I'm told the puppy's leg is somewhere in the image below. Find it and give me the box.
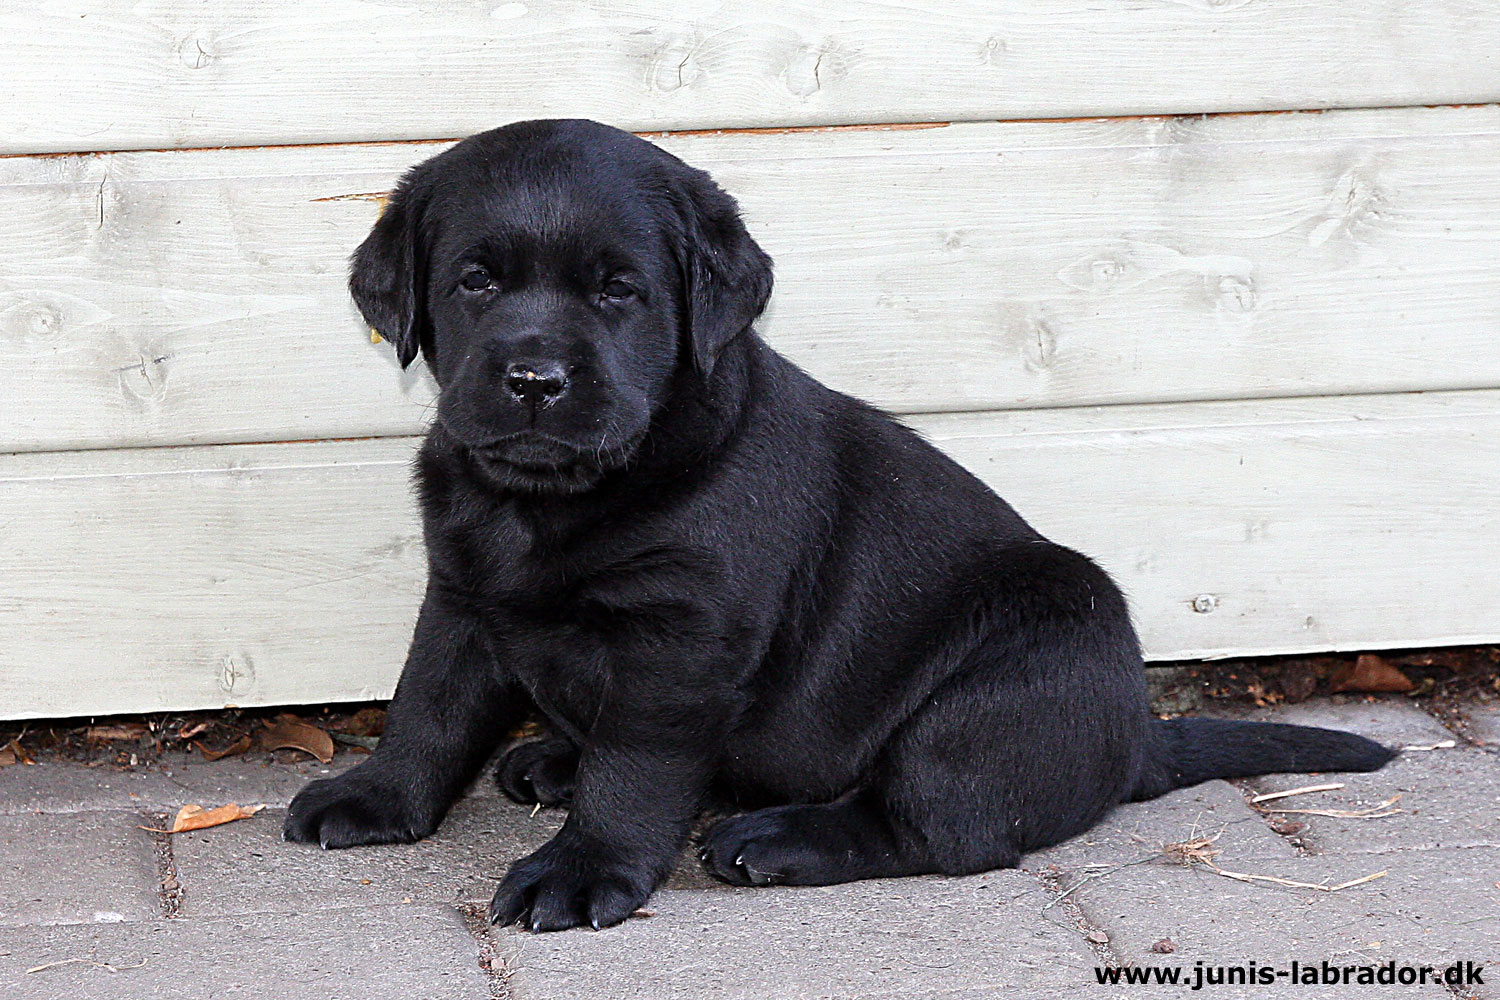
[701,656,1040,887]
[706,544,1146,886]
[496,736,579,806]
[702,651,1111,886]
[284,584,522,848]
[700,792,949,886]
[489,688,735,932]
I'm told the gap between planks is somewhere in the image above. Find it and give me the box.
[4,101,1496,162]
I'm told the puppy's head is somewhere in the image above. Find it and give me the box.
[350,119,773,493]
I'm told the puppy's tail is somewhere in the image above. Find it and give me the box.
[1129,717,1397,802]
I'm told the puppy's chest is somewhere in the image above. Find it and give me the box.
[434,507,723,649]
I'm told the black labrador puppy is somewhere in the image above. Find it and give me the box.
[284,119,1394,932]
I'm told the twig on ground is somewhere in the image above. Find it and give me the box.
[1042,855,1159,910]
[1159,830,1387,894]
[1250,782,1344,804]
[1253,794,1402,820]
[26,957,147,975]
[1203,865,1387,892]
[1402,740,1457,752]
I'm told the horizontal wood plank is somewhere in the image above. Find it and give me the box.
[2,1,1498,154]
[5,106,1500,453]
[3,389,1496,719]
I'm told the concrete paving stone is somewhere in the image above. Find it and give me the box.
[0,754,361,816]
[1246,745,1500,855]
[0,811,161,926]
[1187,698,1498,854]
[493,871,1100,999]
[0,905,492,1000]
[0,763,179,816]
[1216,696,1454,748]
[1069,847,1499,998]
[173,794,565,917]
[1026,779,1295,871]
[151,751,361,810]
[173,779,728,919]
[1468,701,1500,748]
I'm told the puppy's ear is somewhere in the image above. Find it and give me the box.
[349,175,429,369]
[673,170,774,378]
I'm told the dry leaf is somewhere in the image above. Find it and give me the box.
[194,735,251,762]
[338,707,386,738]
[1281,665,1319,703]
[86,723,148,741]
[5,739,34,765]
[1330,654,1413,694]
[1151,938,1176,954]
[177,721,211,740]
[169,802,264,833]
[259,715,335,763]
[0,745,15,767]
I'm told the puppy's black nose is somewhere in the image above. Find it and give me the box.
[503,362,569,406]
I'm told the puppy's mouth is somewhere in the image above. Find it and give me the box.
[473,434,583,471]
[460,429,642,493]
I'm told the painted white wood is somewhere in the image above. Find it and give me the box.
[1,1,1498,155]
[3,389,1497,719]
[5,106,1500,453]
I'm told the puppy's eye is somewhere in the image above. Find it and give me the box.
[600,280,636,302]
[459,268,494,292]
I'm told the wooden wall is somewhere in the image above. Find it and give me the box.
[2,2,1497,718]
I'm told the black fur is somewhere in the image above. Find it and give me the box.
[284,119,1397,931]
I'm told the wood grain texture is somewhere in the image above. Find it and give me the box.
[2,1,1498,154]
[4,389,1496,719]
[5,106,1500,453]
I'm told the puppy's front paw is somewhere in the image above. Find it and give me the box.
[495,738,578,806]
[488,834,652,932]
[283,766,440,849]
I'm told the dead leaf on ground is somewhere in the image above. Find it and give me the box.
[1330,654,1413,694]
[194,735,251,762]
[5,739,34,765]
[0,745,15,767]
[337,707,386,738]
[1160,835,1221,866]
[1281,665,1319,703]
[85,723,148,741]
[1151,938,1177,954]
[167,802,264,833]
[330,733,379,751]
[259,715,335,763]
[177,721,211,741]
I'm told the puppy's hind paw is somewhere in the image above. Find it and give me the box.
[699,812,797,886]
[495,738,578,806]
